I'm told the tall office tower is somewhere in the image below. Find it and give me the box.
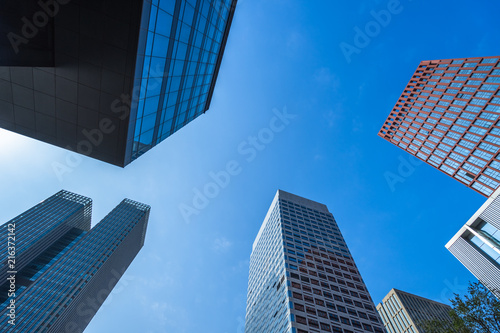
[0,190,150,332]
[245,190,385,333]
[446,187,500,299]
[378,56,500,196]
[0,0,237,166]
[376,289,453,333]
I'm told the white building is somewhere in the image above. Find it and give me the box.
[446,187,500,299]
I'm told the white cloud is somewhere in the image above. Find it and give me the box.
[212,237,232,253]
[314,67,340,91]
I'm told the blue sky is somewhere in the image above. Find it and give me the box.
[1,0,500,332]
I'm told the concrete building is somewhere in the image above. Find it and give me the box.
[446,187,500,299]
[245,190,385,333]
[377,289,453,333]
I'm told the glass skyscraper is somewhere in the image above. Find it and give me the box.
[378,56,500,196]
[0,190,150,332]
[245,190,385,333]
[0,0,237,166]
[446,187,500,299]
[130,0,237,162]
[377,289,453,333]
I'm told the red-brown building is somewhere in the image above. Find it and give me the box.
[379,56,500,196]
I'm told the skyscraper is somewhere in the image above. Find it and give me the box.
[0,190,150,332]
[245,190,385,333]
[446,187,500,299]
[378,56,500,196]
[376,289,453,333]
[0,0,237,166]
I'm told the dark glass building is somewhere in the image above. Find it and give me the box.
[245,190,385,333]
[0,190,150,332]
[0,0,237,166]
[378,56,500,196]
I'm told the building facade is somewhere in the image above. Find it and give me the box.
[376,289,453,333]
[245,190,385,333]
[0,0,237,166]
[446,187,500,299]
[378,56,500,196]
[0,190,150,332]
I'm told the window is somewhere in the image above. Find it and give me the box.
[308,319,319,329]
[455,119,471,127]
[320,323,331,331]
[306,306,316,315]
[479,112,498,121]
[481,84,498,91]
[468,223,500,263]
[474,119,493,128]
[486,105,500,113]
[471,98,487,106]
[452,100,466,106]
[315,299,325,306]
[464,133,481,142]
[478,175,499,188]
[479,143,499,154]
[473,149,493,161]
[445,159,460,169]
[463,163,481,175]
[363,323,374,332]
[449,153,465,163]
[469,126,487,136]
[329,313,340,322]
[456,170,473,184]
[472,182,493,196]
[481,58,499,64]
[463,62,478,68]
[477,66,493,71]
[462,86,477,93]
[486,77,500,83]
[441,164,455,175]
